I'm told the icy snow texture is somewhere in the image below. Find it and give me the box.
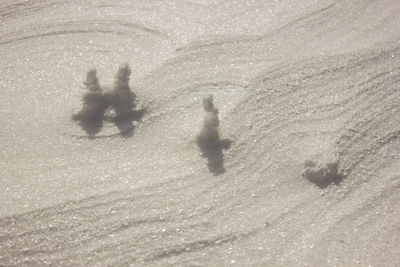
[1,0,400,266]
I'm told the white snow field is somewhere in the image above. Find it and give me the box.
[1,0,400,265]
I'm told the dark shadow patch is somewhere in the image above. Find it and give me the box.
[106,63,145,137]
[72,64,146,139]
[302,159,345,188]
[72,70,109,139]
[108,108,147,138]
[196,95,231,175]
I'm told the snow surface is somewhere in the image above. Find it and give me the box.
[1,0,400,265]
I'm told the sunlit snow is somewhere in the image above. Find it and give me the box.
[1,0,399,265]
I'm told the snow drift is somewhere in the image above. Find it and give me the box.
[1,0,400,266]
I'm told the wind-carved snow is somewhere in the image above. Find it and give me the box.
[1,0,400,266]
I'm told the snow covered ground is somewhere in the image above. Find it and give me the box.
[1,0,400,265]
